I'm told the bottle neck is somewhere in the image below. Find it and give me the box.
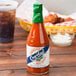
[32,12,43,23]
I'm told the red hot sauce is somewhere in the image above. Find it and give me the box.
[26,3,50,74]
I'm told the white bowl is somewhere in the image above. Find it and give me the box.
[50,33,75,47]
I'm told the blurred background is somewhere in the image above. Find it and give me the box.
[16,0,76,15]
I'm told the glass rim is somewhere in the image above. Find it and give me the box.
[0,0,18,11]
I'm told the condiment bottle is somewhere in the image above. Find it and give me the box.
[26,3,50,74]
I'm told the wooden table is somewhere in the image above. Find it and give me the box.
[0,22,76,76]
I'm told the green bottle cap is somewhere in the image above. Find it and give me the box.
[32,3,43,23]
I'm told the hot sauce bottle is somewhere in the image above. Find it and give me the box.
[26,3,50,74]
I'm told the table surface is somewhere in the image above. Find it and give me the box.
[0,22,76,76]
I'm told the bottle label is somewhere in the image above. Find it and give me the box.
[26,45,50,68]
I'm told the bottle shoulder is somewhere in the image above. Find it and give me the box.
[27,23,49,47]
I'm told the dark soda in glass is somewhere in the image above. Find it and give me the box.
[0,10,15,43]
[0,0,18,43]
